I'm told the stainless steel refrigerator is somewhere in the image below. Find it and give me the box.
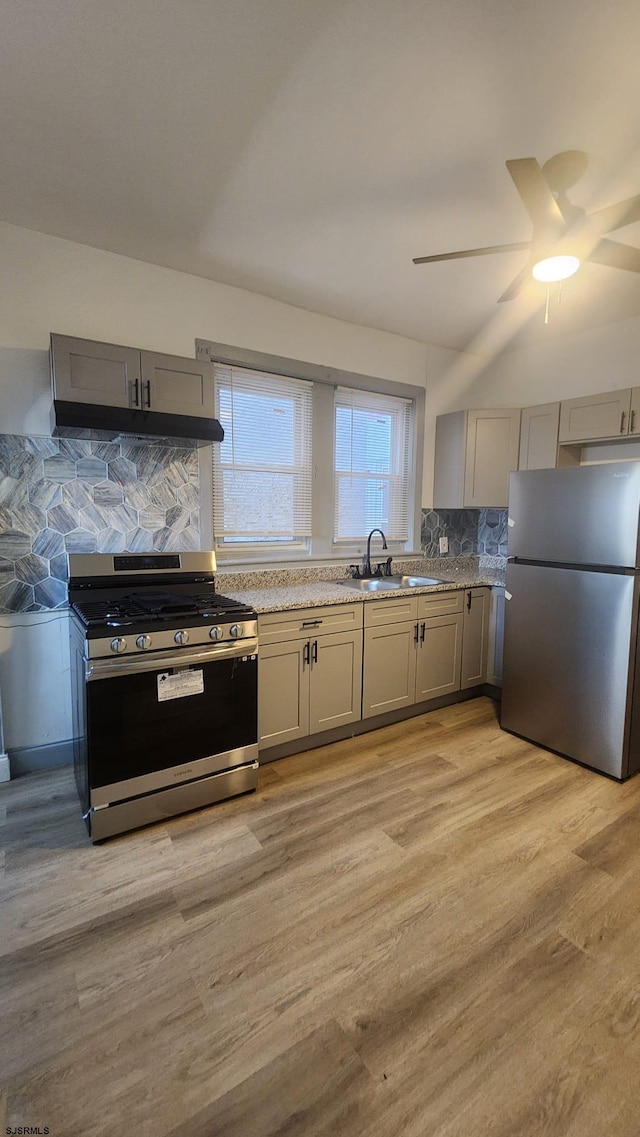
[501,462,640,779]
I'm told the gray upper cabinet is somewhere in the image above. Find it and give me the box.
[51,335,141,409]
[51,334,216,419]
[518,402,560,470]
[140,353,215,419]
[434,408,521,508]
[558,389,633,443]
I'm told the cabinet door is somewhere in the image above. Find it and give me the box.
[415,613,463,701]
[140,352,215,419]
[518,403,560,470]
[461,587,490,689]
[258,640,310,748]
[309,630,363,734]
[463,409,521,507]
[362,621,417,719]
[51,334,140,408]
[558,390,631,443]
[486,587,505,687]
[629,388,640,436]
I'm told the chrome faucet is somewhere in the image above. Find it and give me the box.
[363,528,388,577]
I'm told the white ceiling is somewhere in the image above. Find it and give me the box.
[2,0,640,353]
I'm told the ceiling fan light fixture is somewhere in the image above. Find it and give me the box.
[532,254,580,282]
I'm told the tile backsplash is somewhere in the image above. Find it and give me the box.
[421,508,507,558]
[0,434,200,613]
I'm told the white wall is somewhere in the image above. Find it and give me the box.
[0,221,436,758]
[0,222,431,433]
[471,316,640,408]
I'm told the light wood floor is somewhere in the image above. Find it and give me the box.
[4,697,640,1136]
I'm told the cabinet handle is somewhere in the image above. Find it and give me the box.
[312,639,318,663]
[302,619,323,628]
[414,622,419,643]
[303,642,310,666]
[131,377,140,407]
[420,621,426,642]
[142,379,152,408]
[467,591,472,611]
[621,410,626,434]
[631,410,636,433]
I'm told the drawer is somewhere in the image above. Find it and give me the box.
[364,596,418,628]
[258,603,363,645]
[417,589,463,618]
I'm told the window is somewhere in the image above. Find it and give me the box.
[213,364,312,549]
[202,339,424,562]
[334,387,413,543]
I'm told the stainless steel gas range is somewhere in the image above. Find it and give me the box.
[68,552,258,842]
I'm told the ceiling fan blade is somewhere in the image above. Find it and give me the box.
[587,238,640,273]
[497,264,533,303]
[413,241,530,265]
[506,158,566,230]
[587,194,640,235]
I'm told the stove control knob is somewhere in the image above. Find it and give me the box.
[209,626,223,640]
[110,637,127,654]
[136,634,152,651]
[229,624,243,639]
[174,630,189,646]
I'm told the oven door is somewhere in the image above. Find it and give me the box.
[85,640,258,806]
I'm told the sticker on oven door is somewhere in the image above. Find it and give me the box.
[157,669,204,701]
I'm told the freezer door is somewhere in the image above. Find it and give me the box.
[501,562,637,777]
[508,464,640,567]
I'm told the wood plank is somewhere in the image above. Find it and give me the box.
[4,697,640,1136]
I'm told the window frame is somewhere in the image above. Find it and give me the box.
[196,339,425,564]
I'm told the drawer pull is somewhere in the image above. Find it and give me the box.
[302,619,323,628]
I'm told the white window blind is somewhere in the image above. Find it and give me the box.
[334,386,413,542]
[213,364,313,544]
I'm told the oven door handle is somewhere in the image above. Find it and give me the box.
[85,638,259,681]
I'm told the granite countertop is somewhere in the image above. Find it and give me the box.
[222,561,505,614]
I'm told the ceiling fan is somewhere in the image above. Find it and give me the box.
[413,151,640,302]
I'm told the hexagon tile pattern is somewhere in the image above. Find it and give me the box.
[421,508,507,558]
[0,434,200,613]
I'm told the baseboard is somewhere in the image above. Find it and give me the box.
[0,753,9,782]
[7,738,74,777]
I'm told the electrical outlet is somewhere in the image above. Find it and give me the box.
[439,536,449,555]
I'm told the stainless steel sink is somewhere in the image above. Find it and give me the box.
[393,575,451,587]
[338,577,403,591]
[338,574,450,592]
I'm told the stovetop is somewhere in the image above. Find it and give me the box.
[71,588,251,631]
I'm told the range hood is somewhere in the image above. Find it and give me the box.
[52,399,224,444]
[50,333,224,445]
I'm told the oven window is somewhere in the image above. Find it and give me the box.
[86,655,258,789]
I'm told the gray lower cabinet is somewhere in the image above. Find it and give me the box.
[415,612,464,701]
[258,604,363,750]
[51,334,215,419]
[461,587,490,689]
[259,639,310,747]
[363,591,464,718]
[363,621,418,717]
